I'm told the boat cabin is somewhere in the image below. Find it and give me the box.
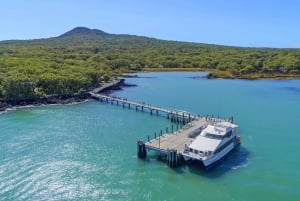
[187,122,238,157]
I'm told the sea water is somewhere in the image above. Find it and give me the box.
[0,72,299,200]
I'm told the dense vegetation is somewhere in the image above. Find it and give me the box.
[1,27,300,101]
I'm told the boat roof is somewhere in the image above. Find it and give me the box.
[205,122,238,136]
[215,121,238,129]
[189,135,221,151]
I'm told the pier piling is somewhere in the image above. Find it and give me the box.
[137,139,147,158]
[166,149,179,168]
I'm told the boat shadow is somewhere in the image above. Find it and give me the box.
[139,146,250,177]
[184,146,250,178]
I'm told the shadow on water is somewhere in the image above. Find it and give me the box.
[186,75,207,79]
[284,86,300,94]
[187,146,250,178]
[138,146,250,178]
[122,75,157,79]
[140,153,187,174]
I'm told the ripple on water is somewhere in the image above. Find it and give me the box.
[0,158,101,200]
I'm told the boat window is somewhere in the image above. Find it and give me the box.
[206,133,214,138]
[206,133,223,139]
[225,130,232,137]
[214,139,233,153]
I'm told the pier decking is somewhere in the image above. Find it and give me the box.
[145,118,208,153]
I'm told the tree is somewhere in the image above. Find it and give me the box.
[2,75,36,100]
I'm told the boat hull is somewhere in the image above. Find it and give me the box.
[183,140,240,170]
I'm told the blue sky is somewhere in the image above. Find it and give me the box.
[0,0,299,47]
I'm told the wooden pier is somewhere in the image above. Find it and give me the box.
[142,116,231,167]
[90,91,233,168]
[90,92,199,123]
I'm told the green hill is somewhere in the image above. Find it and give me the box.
[59,27,109,37]
[1,27,300,102]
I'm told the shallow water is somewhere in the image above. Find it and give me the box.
[1,72,299,200]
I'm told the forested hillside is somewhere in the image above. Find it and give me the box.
[1,27,300,101]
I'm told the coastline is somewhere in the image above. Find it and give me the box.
[0,78,136,113]
[2,70,300,113]
[142,67,300,80]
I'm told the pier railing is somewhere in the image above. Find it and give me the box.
[89,92,199,123]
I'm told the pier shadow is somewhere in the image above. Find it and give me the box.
[138,153,187,174]
[122,75,157,79]
[187,146,250,178]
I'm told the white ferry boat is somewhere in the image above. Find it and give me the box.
[182,121,241,170]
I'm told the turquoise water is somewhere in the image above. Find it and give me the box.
[1,72,299,200]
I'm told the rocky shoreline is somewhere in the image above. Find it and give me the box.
[0,79,136,112]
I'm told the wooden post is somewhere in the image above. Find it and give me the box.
[175,150,177,167]
[159,134,160,150]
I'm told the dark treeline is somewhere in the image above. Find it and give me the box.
[1,27,300,101]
